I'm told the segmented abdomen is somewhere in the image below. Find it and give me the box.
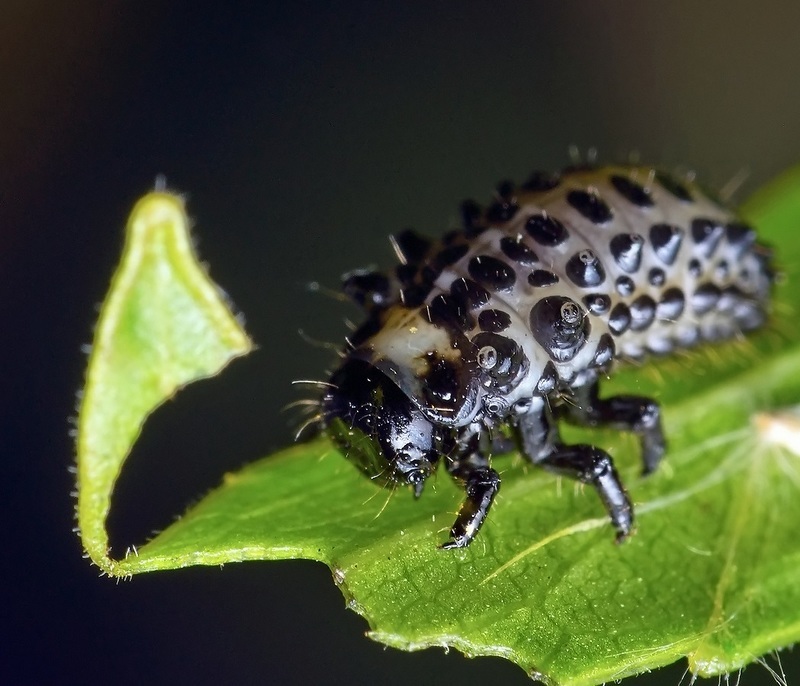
[387,165,772,368]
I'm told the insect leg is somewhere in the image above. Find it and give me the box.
[565,380,665,475]
[536,444,634,542]
[441,450,500,550]
[517,403,633,541]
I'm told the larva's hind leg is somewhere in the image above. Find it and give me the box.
[537,445,634,542]
[517,402,633,541]
[564,380,665,475]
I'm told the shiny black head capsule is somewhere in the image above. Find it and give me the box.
[322,359,441,494]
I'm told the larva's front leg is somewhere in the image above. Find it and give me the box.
[441,450,501,550]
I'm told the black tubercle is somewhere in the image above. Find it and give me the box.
[392,229,432,265]
[615,275,635,296]
[526,214,569,246]
[691,218,724,257]
[426,292,474,330]
[486,180,519,223]
[472,331,529,392]
[611,174,654,208]
[610,233,644,273]
[566,249,606,287]
[530,296,590,362]
[450,277,490,309]
[521,170,561,192]
[650,224,684,265]
[468,255,516,291]
[528,269,559,287]
[656,171,693,202]
[567,189,613,224]
[342,270,391,309]
[460,199,485,237]
[500,236,538,266]
[629,295,656,331]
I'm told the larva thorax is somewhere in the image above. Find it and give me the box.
[321,164,774,549]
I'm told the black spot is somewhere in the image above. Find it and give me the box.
[688,258,703,277]
[396,265,421,290]
[650,223,684,265]
[342,270,391,309]
[526,214,569,246]
[522,171,561,192]
[608,303,631,336]
[401,284,429,308]
[582,293,611,315]
[615,275,635,296]
[471,332,528,391]
[726,222,756,256]
[528,270,559,287]
[610,233,644,273]
[450,277,490,309]
[391,229,432,265]
[434,244,469,268]
[496,179,515,199]
[656,171,693,202]
[630,295,656,331]
[529,296,589,362]
[500,236,538,266]
[591,333,616,369]
[715,259,730,280]
[426,293,474,330]
[692,283,721,315]
[610,175,654,208]
[478,308,512,333]
[536,361,558,394]
[648,267,666,287]
[656,288,685,321]
[460,199,485,237]
[690,218,724,258]
[468,255,517,291]
[566,249,606,287]
[567,189,613,224]
[487,180,519,222]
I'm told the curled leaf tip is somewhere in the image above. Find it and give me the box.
[76,190,253,575]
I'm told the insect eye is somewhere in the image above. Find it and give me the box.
[477,345,498,370]
[560,301,581,325]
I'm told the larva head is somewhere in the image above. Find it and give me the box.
[322,358,441,492]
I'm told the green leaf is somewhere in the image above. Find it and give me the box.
[76,171,800,685]
[75,191,253,576]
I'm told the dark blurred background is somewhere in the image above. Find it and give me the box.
[4,1,799,684]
